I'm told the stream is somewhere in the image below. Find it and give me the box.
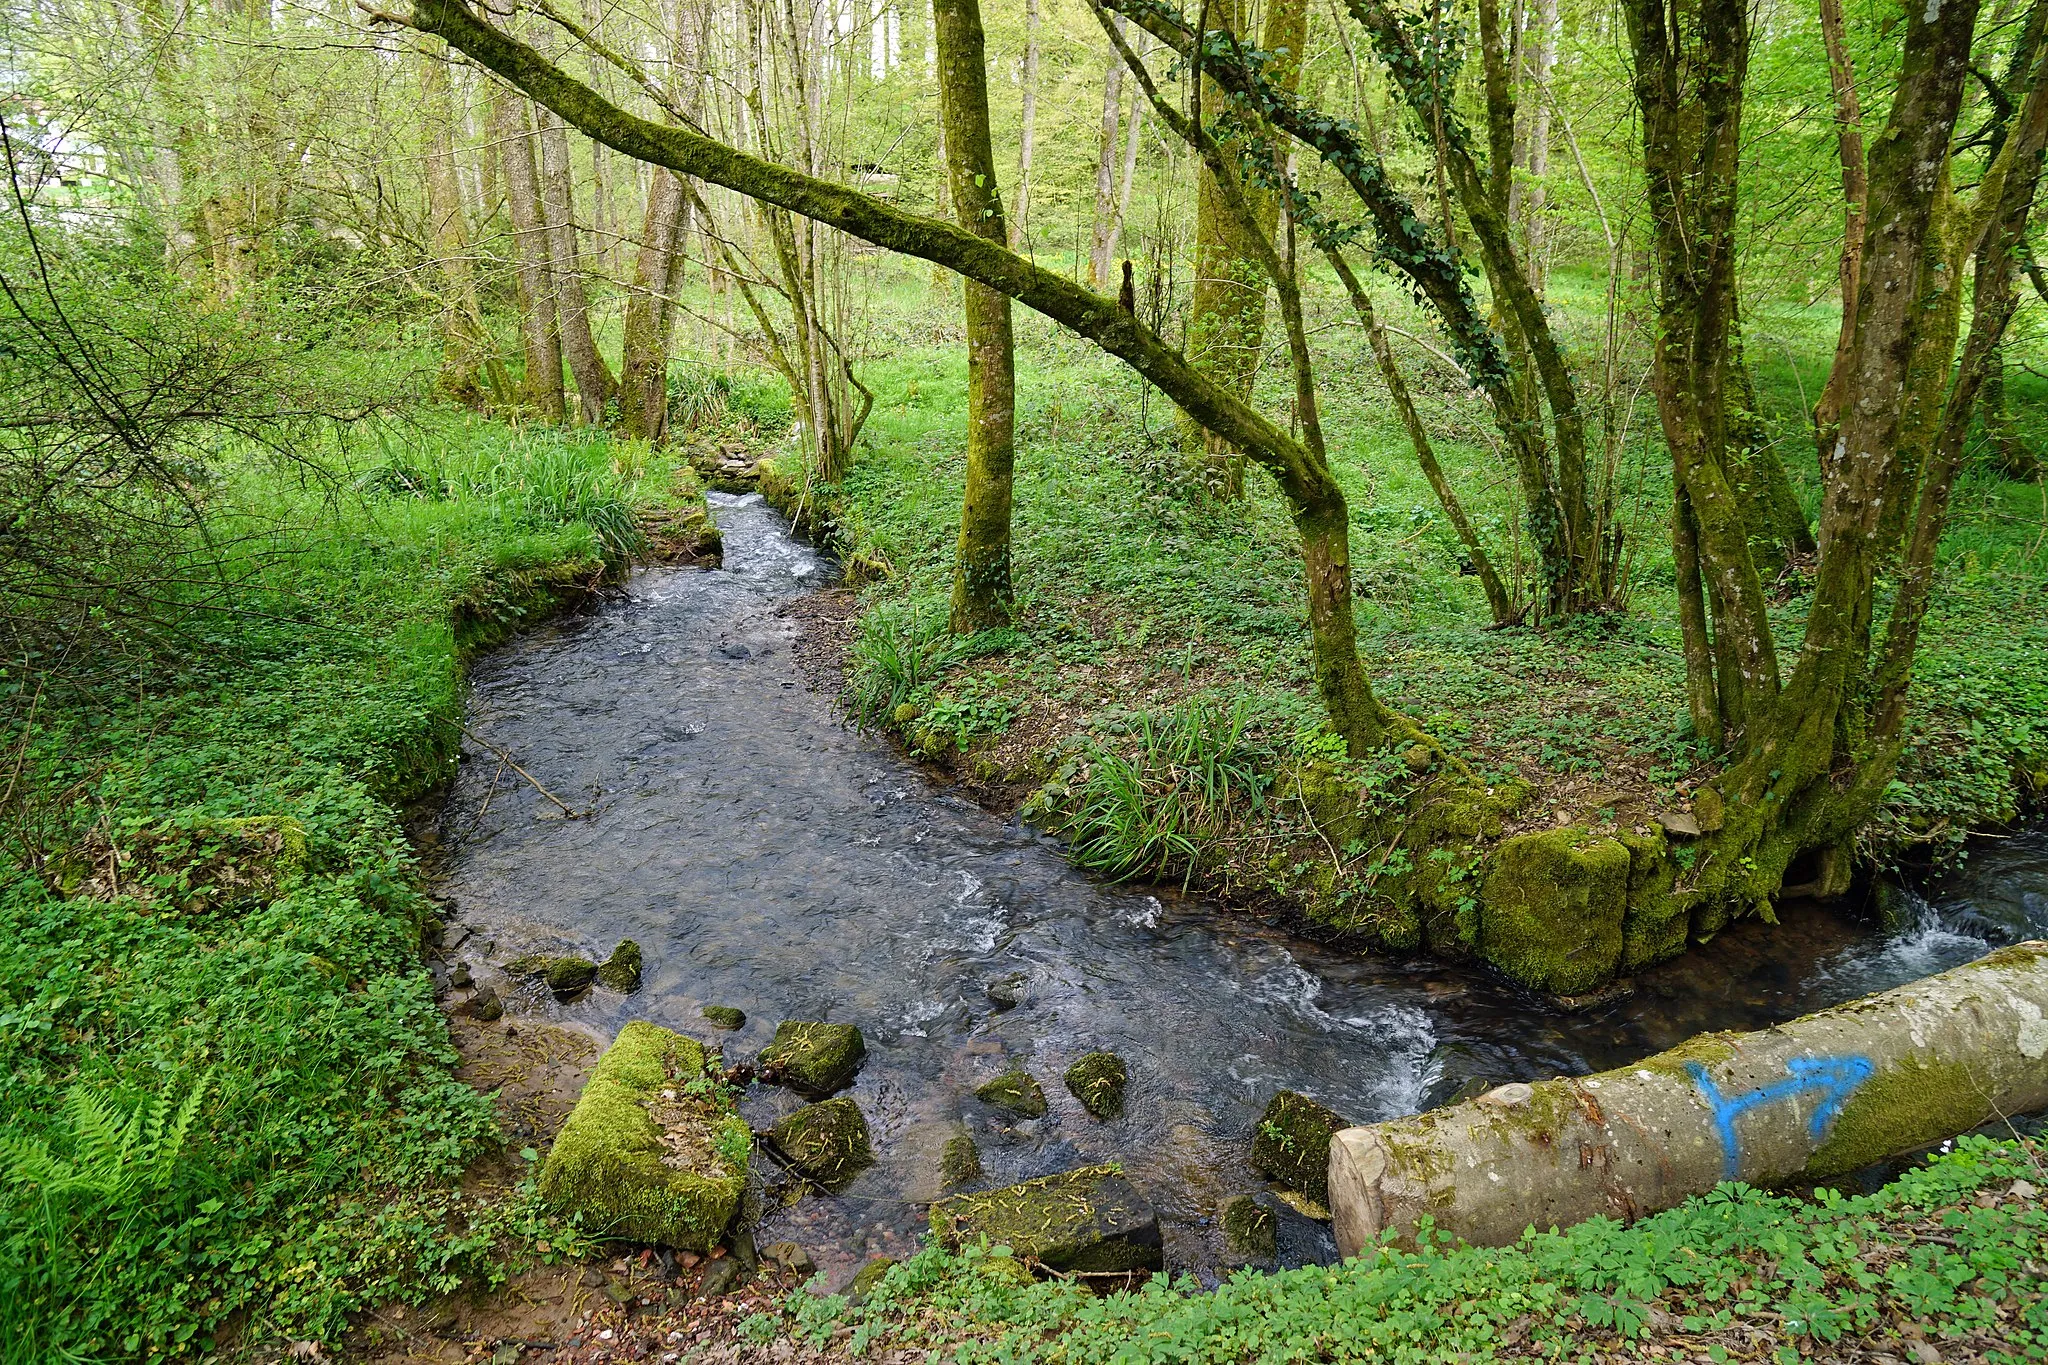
[434,492,2048,1287]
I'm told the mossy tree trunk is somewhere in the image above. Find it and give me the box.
[536,108,619,423]
[420,48,510,408]
[618,168,689,442]
[1625,0,2045,927]
[409,0,1398,754]
[1326,247,1518,626]
[1179,0,1306,498]
[1811,0,1866,467]
[933,0,1018,634]
[491,87,566,423]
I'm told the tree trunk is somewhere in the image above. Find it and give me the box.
[1011,0,1039,250]
[1328,249,1518,626]
[414,0,1400,755]
[492,89,566,422]
[1812,0,1867,467]
[1180,0,1307,497]
[422,51,508,408]
[934,0,1018,634]
[537,108,618,422]
[1088,26,1125,290]
[619,169,689,441]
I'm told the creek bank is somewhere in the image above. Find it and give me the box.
[1329,941,2048,1254]
[763,458,2046,1001]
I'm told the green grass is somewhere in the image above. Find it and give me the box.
[794,266,2048,876]
[0,413,689,1362]
[778,1136,2048,1363]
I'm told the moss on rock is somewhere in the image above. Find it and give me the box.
[929,1165,1163,1274]
[1063,1052,1128,1120]
[597,941,643,993]
[975,1069,1048,1119]
[770,1097,874,1189]
[546,956,598,999]
[702,1004,746,1030]
[1220,1193,1277,1261]
[759,1020,866,1097]
[849,1256,897,1300]
[940,1128,983,1186]
[1478,827,1630,994]
[1250,1090,1349,1205]
[538,1020,749,1249]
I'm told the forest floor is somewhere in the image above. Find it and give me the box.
[5,273,2047,1362]
[772,281,2047,932]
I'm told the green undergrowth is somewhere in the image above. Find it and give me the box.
[795,278,2046,905]
[0,415,694,1362]
[776,1136,2048,1363]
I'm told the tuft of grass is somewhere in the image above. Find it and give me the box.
[1054,696,1270,883]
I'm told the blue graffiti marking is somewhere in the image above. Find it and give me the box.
[1687,1055,1875,1180]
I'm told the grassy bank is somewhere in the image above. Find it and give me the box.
[741,1136,2048,1364]
[0,415,706,1362]
[770,276,2046,954]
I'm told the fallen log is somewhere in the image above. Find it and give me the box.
[1329,942,2048,1254]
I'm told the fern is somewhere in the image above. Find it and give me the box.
[0,1071,212,1208]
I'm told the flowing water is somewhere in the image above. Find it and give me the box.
[434,492,2048,1286]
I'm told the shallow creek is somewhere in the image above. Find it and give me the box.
[435,492,2048,1286]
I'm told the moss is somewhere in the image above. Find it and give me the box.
[770,1097,875,1189]
[1613,1031,1742,1084]
[975,1069,1048,1119]
[1807,1056,1990,1179]
[850,1257,897,1299]
[1477,827,1630,994]
[1249,1090,1350,1204]
[940,1128,983,1186]
[1617,832,1688,972]
[1220,1194,1277,1261]
[546,956,598,998]
[929,1165,1163,1274]
[597,940,643,993]
[538,1021,748,1250]
[759,1020,866,1097]
[702,1004,746,1030]
[1063,1052,1128,1120]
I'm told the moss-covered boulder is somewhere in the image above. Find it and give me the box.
[849,1256,896,1299]
[1063,1052,1127,1120]
[546,956,598,999]
[538,1021,750,1249]
[702,1005,746,1030]
[759,1021,866,1097]
[940,1128,983,1186]
[769,1097,874,1189]
[1249,1090,1349,1205]
[929,1165,1162,1274]
[1220,1194,1276,1261]
[1478,828,1631,995]
[597,941,643,993]
[975,1069,1048,1119]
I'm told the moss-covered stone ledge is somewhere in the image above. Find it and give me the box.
[538,1021,751,1249]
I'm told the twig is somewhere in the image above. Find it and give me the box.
[459,724,584,818]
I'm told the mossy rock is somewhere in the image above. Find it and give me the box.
[1063,1052,1127,1120]
[1249,1090,1349,1206]
[975,1069,1048,1119]
[759,1021,866,1097]
[849,1256,896,1299]
[538,1021,749,1250]
[547,956,599,999]
[504,954,552,977]
[1478,827,1630,995]
[1617,832,1688,973]
[940,1128,983,1186]
[702,1005,746,1030]
[769,1097,874,1189]
[929,1165,1162,1274]
[597,941,643,993]
[1220,1194,1277,1261]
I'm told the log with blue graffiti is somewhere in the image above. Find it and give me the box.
[1686,1057,1875,1180]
